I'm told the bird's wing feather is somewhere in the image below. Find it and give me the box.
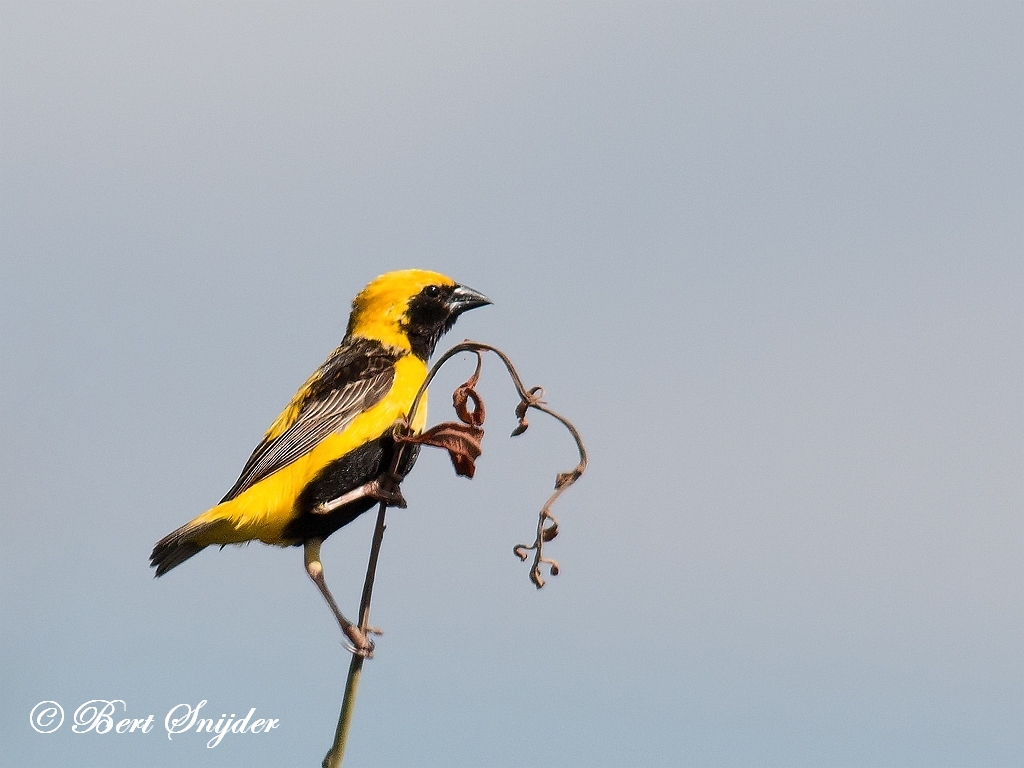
[220,340,399,503]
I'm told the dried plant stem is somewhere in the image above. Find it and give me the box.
[323,500,388,768]
[320,339,587,765]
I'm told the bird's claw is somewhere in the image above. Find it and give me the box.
[342,625,376,658]
[367,476,407,509]
[341,640,374,658]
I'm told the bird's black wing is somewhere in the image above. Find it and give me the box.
[219,338,401,503]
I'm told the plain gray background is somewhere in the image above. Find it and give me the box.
[2,3,1021,766]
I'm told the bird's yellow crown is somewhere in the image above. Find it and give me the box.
[346,269,456,351]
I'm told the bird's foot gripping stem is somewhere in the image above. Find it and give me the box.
[304,539,380,658]
[311,474,407,516]
[339,623,381,659]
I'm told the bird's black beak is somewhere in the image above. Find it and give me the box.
[447,284,492,315]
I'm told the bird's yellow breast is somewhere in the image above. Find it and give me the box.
[192,354,428,546]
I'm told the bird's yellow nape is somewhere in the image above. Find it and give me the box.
[347,269,456,350]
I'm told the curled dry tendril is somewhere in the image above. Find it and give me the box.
[393,340,587,588]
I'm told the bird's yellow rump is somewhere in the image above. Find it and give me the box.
[151,269,491,653]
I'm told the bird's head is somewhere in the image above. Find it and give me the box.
[346,269,491,360]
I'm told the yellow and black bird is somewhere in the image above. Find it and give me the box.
[151,269,490,654]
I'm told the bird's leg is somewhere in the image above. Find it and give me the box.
[311,474,407,515]
[303,539,377,657]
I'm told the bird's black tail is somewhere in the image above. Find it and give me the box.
[150,520,225,576]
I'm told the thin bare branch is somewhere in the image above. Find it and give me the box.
[323,501,388,768]
[323,339,587,766]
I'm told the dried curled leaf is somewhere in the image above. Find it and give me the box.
[398,366,488,477]
[555,470,581,490]
[511,386,546,437]
[453,382,485,427]
[397,422,484,478]
[541,520,559,542]
[512,402,530,436]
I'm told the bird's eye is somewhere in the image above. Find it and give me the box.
[423,285,442,299]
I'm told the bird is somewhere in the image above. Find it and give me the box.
[150,269,491,655]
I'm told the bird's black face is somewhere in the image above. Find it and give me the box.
[403,283,491,360]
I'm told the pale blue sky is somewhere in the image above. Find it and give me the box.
[2,3,1021,766]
